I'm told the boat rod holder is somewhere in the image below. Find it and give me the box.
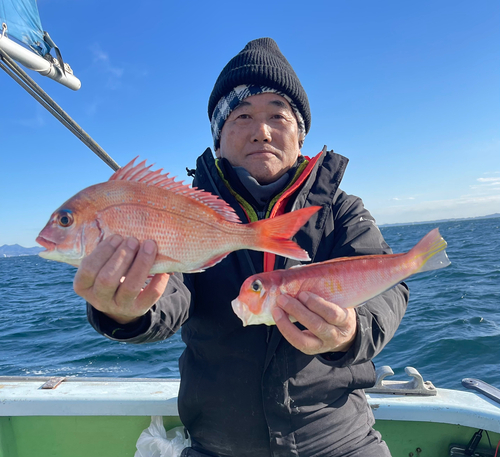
[462,378,500,404]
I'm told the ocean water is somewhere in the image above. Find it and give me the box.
[0,217,498,390]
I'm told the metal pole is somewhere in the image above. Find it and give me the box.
[0,47,120,171]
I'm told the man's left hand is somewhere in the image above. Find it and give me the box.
[271,291,357,355]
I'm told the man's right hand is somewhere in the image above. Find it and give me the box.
[73,234,170,324]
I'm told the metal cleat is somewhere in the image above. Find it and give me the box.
[40,377,66,390]
[365,366,437,396]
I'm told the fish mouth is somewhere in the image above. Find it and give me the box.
[231,298,249,326]
[36,236,56,251]
[231,298,276,327]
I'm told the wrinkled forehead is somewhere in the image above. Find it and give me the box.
[232,93,293,113]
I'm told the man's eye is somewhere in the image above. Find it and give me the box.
[237,114,250,119]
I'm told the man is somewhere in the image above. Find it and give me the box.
[75,38,409,456]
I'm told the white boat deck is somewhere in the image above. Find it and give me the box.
[0,377,499,433]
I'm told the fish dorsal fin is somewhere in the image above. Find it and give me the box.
[109,157,241,224]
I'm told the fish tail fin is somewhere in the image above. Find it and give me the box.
[249,206,321,261]
[410,228,451,273]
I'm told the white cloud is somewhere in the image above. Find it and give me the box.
[85,99,102,116]
[470,175,500,192]
[391,196,415,201]
[373,194,500,225]
[91,45,108,63]
[89,43,124,89]
[477,177,500,183]
[374,172,500,224]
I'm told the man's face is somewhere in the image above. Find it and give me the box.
[216,93,302,185]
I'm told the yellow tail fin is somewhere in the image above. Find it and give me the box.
[410,228,451,273]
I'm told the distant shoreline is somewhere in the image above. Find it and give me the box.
[378,213,499,228]
[0,245,44,258]
[0,254,40,258]
[2,213,499,255]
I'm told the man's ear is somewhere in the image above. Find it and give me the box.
[298,132,305,150]
[215,149,221,158]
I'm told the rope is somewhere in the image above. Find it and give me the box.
[0,46,120,171]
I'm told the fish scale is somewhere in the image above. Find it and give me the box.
[36,157,320,274]
[232,228,451,326]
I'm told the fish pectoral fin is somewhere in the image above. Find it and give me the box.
[198,252,230,271]
[156,253,181,263]
[149,254,187,274]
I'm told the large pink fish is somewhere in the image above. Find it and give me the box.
[232,228,450,326]
[36,158,320,273]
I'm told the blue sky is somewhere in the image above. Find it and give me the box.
[1,0,498,247]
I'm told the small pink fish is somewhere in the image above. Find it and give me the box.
[232,228,450,326]
[36,157,320,273]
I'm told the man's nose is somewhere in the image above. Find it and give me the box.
[251,122,272,143]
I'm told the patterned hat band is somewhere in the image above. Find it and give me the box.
[210,85,306,150]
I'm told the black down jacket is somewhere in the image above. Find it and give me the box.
[88,147,409,457]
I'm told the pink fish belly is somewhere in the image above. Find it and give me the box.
[281,254,416,308]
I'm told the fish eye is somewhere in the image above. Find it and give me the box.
[57,210,74,227]
[251,279,262,292]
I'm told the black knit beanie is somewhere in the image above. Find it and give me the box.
[208,38,311,149]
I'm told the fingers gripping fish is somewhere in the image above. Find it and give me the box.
[232,228,451,326]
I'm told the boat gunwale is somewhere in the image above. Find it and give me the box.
[0,377,499,434]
